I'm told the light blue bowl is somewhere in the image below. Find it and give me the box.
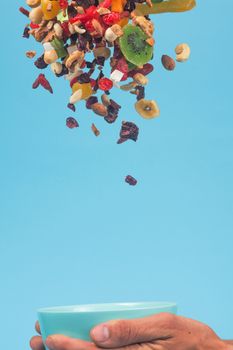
[38,302,177,348]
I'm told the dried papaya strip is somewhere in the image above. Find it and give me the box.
[134,0,196,16]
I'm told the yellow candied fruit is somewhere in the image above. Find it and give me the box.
[41,0,61,20]
[111,0,126,12]
[72,82,93,100]
[118,18,129,27]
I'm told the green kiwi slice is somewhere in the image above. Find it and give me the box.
[119,24,153,66]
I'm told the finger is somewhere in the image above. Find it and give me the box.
[30,336,45,350]
[90,313,176,348]
[45,334,96,350]
[35,321,41,334]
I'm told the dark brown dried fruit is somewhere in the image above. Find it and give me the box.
[77,73,91,84]
[117,121,139,144]
[66,117,79,129]
[86,96,98,109]
[161,55,176,71]
[67,103,76,112]
[23,26,30,39]
[125,175,137,186]
[34,55,48,69]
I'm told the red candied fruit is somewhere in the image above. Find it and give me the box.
[98,77,113,91]
[102,12,121,26]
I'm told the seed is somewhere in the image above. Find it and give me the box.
[161,55,176,71]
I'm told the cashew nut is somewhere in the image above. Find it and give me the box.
[133,73,148,86]
[70,89,83,104]
[73,24,86,34]
[54,23,63,39]
[175,43,191,62]
[65,50,85,70]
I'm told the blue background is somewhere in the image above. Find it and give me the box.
[0,1,232,348]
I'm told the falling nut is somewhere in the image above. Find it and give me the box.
[91,103,108,117]
[65,50,85,70]
[70,89,83,104]
[73,24,86,34]
[161,55,176,71]
[26,50,36,58]
[91,123,100,136]
[111,24,123,37]
[101,94,111,106]
[133,73,148,86]
[54,23,63,39]
[29,6,44,24]
[44,49,58,64]
[26,0,41,8]
[135,99,160,119]
[51,62,63,75]
[120,81,137,91]
[104,27,118,42]
[93,47,111,59]
[175,43,191,62]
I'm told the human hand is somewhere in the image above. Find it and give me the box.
[30,313,233,350]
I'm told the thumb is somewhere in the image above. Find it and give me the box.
[90,313,175,348]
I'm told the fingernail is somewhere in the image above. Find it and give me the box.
[92,325,110,342]
[45,336,56,349]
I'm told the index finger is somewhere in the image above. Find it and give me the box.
[35,321,41,334]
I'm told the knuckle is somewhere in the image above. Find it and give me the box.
[160,312,177,326]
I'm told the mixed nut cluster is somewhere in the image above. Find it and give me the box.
[20,0,194,185]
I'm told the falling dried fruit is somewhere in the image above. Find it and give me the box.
[135,99,159,119]
[66,117,79,129]
[125,175,137,186]
[26,50,36,59]
[91,123,100,136]
[117,121,139,144]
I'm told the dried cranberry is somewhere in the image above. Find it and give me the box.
[66,117,79,129]
[104,112,118,124]
[19,7,29,17]
[125,175,137,186]
[23,26,30,39]
[32,74,53,94]
[110,99,121,110]
[128,63,154,77]
[86,96,98,109]
[67,103,76,112]
[136,86,145,101]
[98,77,113,91]
[117,121,139,144]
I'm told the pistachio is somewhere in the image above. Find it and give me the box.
[133,73,148,86]
[175,43,191,62]
[29,6,44,24]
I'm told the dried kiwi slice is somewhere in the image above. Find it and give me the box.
[119,24,153,66]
